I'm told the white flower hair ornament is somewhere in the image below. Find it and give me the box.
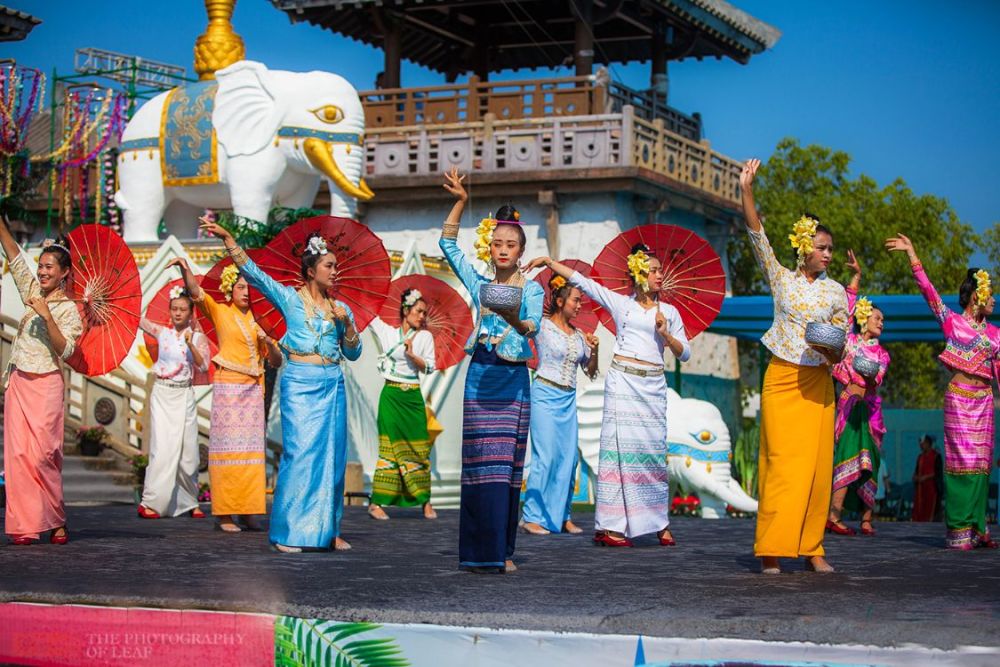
[306,236,329,256]
[168,285,186,301]
[41,238,70,254]
[403,289,423,308]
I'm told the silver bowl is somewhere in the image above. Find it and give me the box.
[805,322,846,353]
[480,284,522,312]
[852,353,881,378]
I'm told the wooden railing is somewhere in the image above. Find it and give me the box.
[364,105,742,205]
[359,72,701,141]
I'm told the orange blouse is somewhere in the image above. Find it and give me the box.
[194,291,268,385]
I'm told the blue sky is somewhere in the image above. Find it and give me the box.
[6,0,998,243]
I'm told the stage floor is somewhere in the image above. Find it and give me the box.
[1,506,998,652]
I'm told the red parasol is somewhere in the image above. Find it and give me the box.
[592,224,726,338]
[200,248,271,344]
[256,216,391,338]
[142,277,219,382]
[378,274,473,371]
[531,259,603,335]
[62,224,142,376]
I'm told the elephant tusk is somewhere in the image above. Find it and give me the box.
[358,177,375,199]
[303,138,373,202]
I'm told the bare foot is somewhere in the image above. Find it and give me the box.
[334,536,352,551]
[274,543,301,554]
[504,559,517,573]
[218,517,241,533]
[562,520,583,534]
[760,556,781,574]
[368,505,389,521]
[521,522,550,535]
[423,503,438,519]
[806,556,835,573]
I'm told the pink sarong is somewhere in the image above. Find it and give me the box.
[3,369,66,539]
[833,392,886,447]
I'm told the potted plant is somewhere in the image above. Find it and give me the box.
[77,425,107,457]
[130,454,149,503]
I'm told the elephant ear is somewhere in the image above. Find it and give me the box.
[213,61,283,156]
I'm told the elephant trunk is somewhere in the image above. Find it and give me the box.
[303,138,373,202]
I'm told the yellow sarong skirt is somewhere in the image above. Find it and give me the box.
[754,357,835,558]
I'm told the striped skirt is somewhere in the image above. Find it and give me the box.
[209,381,266,516]
[371,383,439,507]
[595,361,669,539]
[459,348,530,569]
[943,381,994,549]
[832,393,883,511]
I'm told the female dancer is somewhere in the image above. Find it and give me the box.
[0,218,82,545]
[828,250,890,536]
[170,257,283,533]
[740,158,848,574]
[200,220,362,553]
[887,233,998,549]
[440,168,543,573]
[525,248,690,548]
[368,287,438,520]
[521,276,599,535]
[137,287,211,519]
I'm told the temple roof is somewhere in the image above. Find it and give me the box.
[0,5,41,42]
[270,0,780,75]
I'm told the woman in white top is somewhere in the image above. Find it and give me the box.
[526,245,690,547]
[0,218,83,546]
[521,275,599,535]
[368,287,438,520]
[137,287,210,520]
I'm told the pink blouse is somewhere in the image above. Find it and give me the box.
[832,288,890,389]
[913,264,1000,381]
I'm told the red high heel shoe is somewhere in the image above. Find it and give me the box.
[658,531,676,547]
[137,505,161,519]
[11,536,36,546]
[859,521,876,537]
[190,508,206,519]
[593,531,633,547]
[825,520,856,536]
[50,527,69,545]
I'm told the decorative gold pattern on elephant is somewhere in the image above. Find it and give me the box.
[159,81,220,187]
[194,0,245,80]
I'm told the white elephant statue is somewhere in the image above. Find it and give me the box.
[115,60,373,242]
[577,381,758,519]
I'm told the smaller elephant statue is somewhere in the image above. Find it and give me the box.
[115,60,373,242]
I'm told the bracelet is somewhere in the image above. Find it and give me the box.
[442,222,460,238]
[227,245,249,267]
[343,332,360,346]
[910,262,923,271]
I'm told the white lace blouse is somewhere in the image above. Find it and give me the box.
[534,318,591,388]
[370,318,436,384]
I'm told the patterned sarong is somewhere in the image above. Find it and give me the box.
[370,383,438,507]
[832,395,881,510]
[208,382,266,516]
[521,380,579,533]
[943,381,994,549]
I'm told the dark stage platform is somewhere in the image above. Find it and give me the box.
[1,506,998,653]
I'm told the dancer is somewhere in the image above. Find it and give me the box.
[0,218,82,545]
[170,257,283,533]
[911,435,943,522]
[740,158,848,574]
[200,219,362,553]
[828,251,890,536]
[137,287,211,520]
[525,248,690,548]
[368,288,439,520]
[521,275,599,535]
[441,168,543,573]
[886,233,998,549]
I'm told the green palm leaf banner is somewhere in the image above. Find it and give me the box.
[274,616,410,667]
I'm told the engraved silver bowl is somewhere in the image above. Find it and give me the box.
[805,322,846,353]
[480,284,522,312]
[852,353,881,378]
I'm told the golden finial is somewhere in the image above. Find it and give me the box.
[194,0,246,80]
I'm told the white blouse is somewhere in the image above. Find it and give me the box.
[140,318,209,384]
[569,271,691,366]
[370,318,436,384]
[535,318,591,388]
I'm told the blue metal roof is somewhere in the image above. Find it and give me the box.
[709,294,966,342]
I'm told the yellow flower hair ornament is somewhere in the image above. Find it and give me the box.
[473,216,498,264]
[627,249,651,291]
[219,264,240,302]
[974,269,992,306]
[550,275,567,290]
[854,296,873,330]
[788,215,818,266]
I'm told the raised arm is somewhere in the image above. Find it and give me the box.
[740,159,763,233]
[523,256,629,320]
[0,211,22,262]
[844,249,861,313]
[885,233,948,324]
[438,168,483,294]
[199,219,292,315]
[167,257,202,300]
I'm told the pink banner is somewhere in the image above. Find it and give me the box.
[0,603,274,666]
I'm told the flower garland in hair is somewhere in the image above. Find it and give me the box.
[627,248,651,291]
[219,264,240,302]
[854,296,873,330]
[306,236,329,256]
[403,288,423,308]
[974,269,992,306]
[788,215,818,266]
[473,215,498,264]
[168,285,185,301]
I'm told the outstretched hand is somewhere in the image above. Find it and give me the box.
[522,257,551,272]
[442,167,467,202]
[740,158,761,191]
[845,249,861,276]
[884,234,914,254]
[166,257,190,272]
[198,218,233,243]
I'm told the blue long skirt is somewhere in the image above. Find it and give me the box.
[269,360,347,549]
[459,351,530,569]
[521,380,578,533]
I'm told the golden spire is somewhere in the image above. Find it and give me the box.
[194,0,246,80]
